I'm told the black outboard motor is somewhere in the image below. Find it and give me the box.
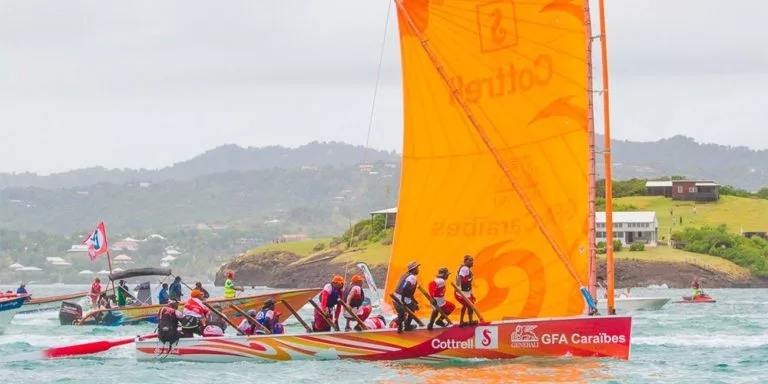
[59,301,83,325]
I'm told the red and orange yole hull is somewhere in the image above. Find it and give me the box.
[135,315,631,362]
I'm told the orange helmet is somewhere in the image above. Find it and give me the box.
[332,275,344,284]
[191,289,204,298]
[351,275,364,284]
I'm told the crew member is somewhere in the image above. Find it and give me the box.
[158,283,170,305]
[313,275,344,332]
[254,299,276,335]
[169,276,183,301]
[271,310,285,334]
[223,272,244,299]
[427,267,455,330]
[181,289,209,337]
[16,282,27,295]
[203,311,226,337]
[342,275,371,331]
[116,279,134,307]
[157,300,183,344]
[89,277,102,307]
[455,254,477,327]
[691,277,701,298]
[361,314,387,330]
[237,309,260,335]
[195,282,211,299]
[393,261,420,333]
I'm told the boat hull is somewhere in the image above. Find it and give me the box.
[76,288,321,326]
[598,297,671,312]
[16,292,89,316]
[135,315,632,362]
[0,296,29,334]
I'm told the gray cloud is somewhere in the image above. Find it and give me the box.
[0,0,765,174]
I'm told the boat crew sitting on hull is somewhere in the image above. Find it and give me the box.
[313,276,344,332]
[393,261,420,333]
[427,267,455,330]
[254,299,277,335]
[362,314,387,330]
[157,300,184,345]
[456,255,477,327]
[342,275,372,331]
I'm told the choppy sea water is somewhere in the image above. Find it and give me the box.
[1,285,766,383]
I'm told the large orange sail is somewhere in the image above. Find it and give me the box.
[384,0,590,321]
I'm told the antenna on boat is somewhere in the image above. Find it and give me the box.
[597,0,617,315]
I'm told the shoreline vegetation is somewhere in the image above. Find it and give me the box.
[217,198,768,288]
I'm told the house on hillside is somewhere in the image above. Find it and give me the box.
[370,207,397,228]
[596,211,658,246]
[645,180,720,201]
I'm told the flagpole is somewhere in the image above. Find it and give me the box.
[106,250,116,295]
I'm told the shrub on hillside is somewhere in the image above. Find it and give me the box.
[673,225,768,276]
[629,242,645,252]
[313,242,326,252]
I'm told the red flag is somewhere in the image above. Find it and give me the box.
[83,222,109,262]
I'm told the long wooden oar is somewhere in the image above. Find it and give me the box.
[203,302,244,335]
[338,300,368,330]
[389,294,425,327]
[308,299,339,331]
[230,304,271,334]
[281,300,312,333]
[417,285,453,325]
[0,334,157,362]
[451,282,485,322]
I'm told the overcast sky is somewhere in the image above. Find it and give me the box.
[1,0,766,174]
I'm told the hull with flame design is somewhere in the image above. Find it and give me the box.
[135,315,631,362]
[76,288,321,326]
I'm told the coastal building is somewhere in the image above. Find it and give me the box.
[645,180,720,201]
[370,207,398,228]
[596,211,658,246]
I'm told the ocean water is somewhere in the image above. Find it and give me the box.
[1,285,766,383]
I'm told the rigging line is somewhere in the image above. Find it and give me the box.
[394,0,586,288]
[363,0,393,166]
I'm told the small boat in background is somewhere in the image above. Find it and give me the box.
[674,292,716,304]
[16,292,89,316]
[0,294,30,334]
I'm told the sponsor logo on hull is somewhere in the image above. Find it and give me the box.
[511,325,540,348]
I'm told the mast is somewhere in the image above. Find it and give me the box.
[584,0,597,302]
[598,0,616,315]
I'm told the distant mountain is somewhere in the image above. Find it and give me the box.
[0,162,400,235]
[0,141,400,190]
[597,135,768,191]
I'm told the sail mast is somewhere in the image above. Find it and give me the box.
[584,0,598,302]
[598,0,616,315]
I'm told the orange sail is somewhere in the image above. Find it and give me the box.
[384,0,590,321]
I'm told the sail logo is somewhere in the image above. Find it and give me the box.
[477,1,519,53]
[510,324,540,348]
[447,54,553,106]
[474,326,499,349]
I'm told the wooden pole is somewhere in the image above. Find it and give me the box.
[230,304,271,334]
[416,285,453,325]
[105,250,116,296]
[308,299,339,331]
[598,0,616,316]
[388,294,425,327]
[281,300,312,333]
[584,0,598,304]
[338,300,368,330]
[450,282,485,322]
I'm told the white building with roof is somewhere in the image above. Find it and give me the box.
[596,211,658,246]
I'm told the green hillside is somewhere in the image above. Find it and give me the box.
[614,195,768,233]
